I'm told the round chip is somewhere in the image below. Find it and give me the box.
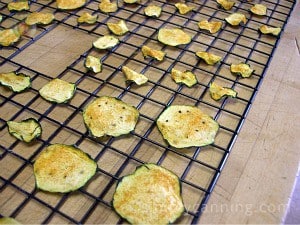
[250,4,267,16]
[0,71,31,92]
[93,35,119,49]
[144,5,162,18]
[0,28,21,47]
[33,144,97,193]
[83,96,139,138]
[56,0,86,10]
[157,105,219,148]
[158,28,191,46]
[113,163,185,225]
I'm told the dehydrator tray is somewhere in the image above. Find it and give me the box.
[0,0,296,224]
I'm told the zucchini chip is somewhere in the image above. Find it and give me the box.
[141,45,166,61]
[107,20,129,36]
[122,66,148,85]
[157,105,219,148]
[144,5,162,18]
[158,28,191,46]
[209,82,237,100]
[230,63,254,78]
[85,55,102,73]
[171,68,197,87]
[33,144,97,193]
[77,12,98,24]
[39,78,76,103]
[216,0,235,11]
[0,71,31,92]
[0,217,21,224]
[250,4,267,16]
[0,27,21,47]
[198,20,222,34]
[93,35,119,50]
[113,163,185,225]
[258,25,281,37]
[124,0,139,3]
[83,96,139,138]
[7,118,42,143]
[225,13,247,26]
[99,0,117,13]
[175,3,195,15]
[7,1,29,11]
[56,0,86,10]
[25,12,55,26]
[195,51,222,65]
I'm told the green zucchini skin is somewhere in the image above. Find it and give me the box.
[0,72,31,93]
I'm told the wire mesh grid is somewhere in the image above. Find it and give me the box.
[0,0,296,224]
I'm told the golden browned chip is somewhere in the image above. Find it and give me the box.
[0,71,31,92]
[141,45,166,61]
[171,68,197,87]
[158,28,191,46]
[216,0,235,10]
[209,82,237,100]
[250,4,267,16]
[113,163,185,225]
[144,5,162,18]
[175,3,195,14]
[93,35,119,49]
[39,78,76,103]
[56,0,86,10]
[157,105,219,148]
[83,96,139,137]
[258,25,281,36]
[25,12,55,25]
[0,28,21,46]
[7,1,29,11]
[107,20,129,36]
[198,20,223,34]
[122,66,148,85]
[77,12,98,24]
[225,13,247,26]
[33,144,97,193]
[99,0,117,13]
[85,55,102,73]
[195,51,222,65]
[230,63,254,78]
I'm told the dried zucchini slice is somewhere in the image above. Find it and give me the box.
[250,4,267,16]
[144,5,162,18]
[0,28,21,47]
[230,63,254,78]
[99,0,117,13]
[209,82,237,100]
[39,78,76,103]
[195,51,222,65]
[56,0,86,10]
[122,66,148,85]
[85,55,102,73]
[7,118,42,143]
[157,105,219,148]
[7,1,29,11]
[141,45,166,61]
[158,28,191,46]
[107,20,129,36]
[175,3,194,15]
[258,25,281,36]
[113,163,184,225]
[198,20,222,34]
[93,35,119,50]
[83,96,139,138]
[33,144,97,193]
[124,0,139,3]
[77,12,98,24]
[25,12,55,26]
[225,13,247,26]
[0,71,31,92]
[216,0,235,10]
[0,217,21,224]
[171,68,197,87]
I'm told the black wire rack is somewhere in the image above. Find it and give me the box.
[0,0,296,224]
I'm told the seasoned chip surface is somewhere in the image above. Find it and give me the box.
[0,71,31,92]
[157,105,219,148]
[25,12,55,25]
[83,96,139,137]
[33,144,97,193]
[158,28,191,46]
[56,0,86,10]
[113,163,184,225]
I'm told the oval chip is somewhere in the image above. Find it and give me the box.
[158,28,191,46]
[25,12,55,26]
[56,0,86,10]
[93,35,119,50]
[157,105,219,148]
[0,71,31,92]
